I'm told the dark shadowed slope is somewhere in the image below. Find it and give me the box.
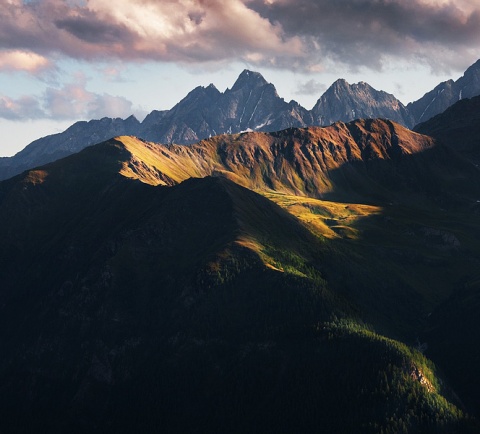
[415,95,480,163]
[412,94,480,414]
[0,123,479,433]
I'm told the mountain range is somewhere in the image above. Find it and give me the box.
[1,59,479,181]
[1,106,480,432]
[1,54,480,433]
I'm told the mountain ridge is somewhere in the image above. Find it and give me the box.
[1,59,480,181]
[113,118,480,209]
[1,116,480,431]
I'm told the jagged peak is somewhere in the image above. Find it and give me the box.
[324,79,353,96]
[353,81,375,90]
[331,78,350,88]
[206,83,219,91]
[174,84,221,107]
[329,79,379,93]
[231,69,268,91]
[319,79,394,103]
[125,114,140,122]
[185,83,220,96]
[288,99,302,107]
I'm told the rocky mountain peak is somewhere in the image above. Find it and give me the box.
[231,69,268,91]
[329,79,378,96]
[184,83,221,100]
[312,79,412,127]
[205,82,220,93]
[330,78,350,92]
[352,81,376,92]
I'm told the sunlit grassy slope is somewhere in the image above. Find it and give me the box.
[263,191,382,239]
[103,122,480,342]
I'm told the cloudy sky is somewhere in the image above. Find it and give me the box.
[1,0,480,156]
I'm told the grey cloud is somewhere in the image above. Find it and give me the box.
[249,0,480,71]
[0,1,137,60]
[0,96,44,121]
[55,15,134,45]
[86,93,135,120]
[44,82,135,120]
[188,11,206,26]
[295,79,327,96]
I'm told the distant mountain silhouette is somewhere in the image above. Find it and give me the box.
[409,59,480,125]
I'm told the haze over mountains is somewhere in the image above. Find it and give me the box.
[1,59,479,181]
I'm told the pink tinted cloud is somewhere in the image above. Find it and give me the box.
[0,0,303,66]
[1,0,479,71]
[0,75,136,121]
[44,76,135,119]
[0,50,52,73]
